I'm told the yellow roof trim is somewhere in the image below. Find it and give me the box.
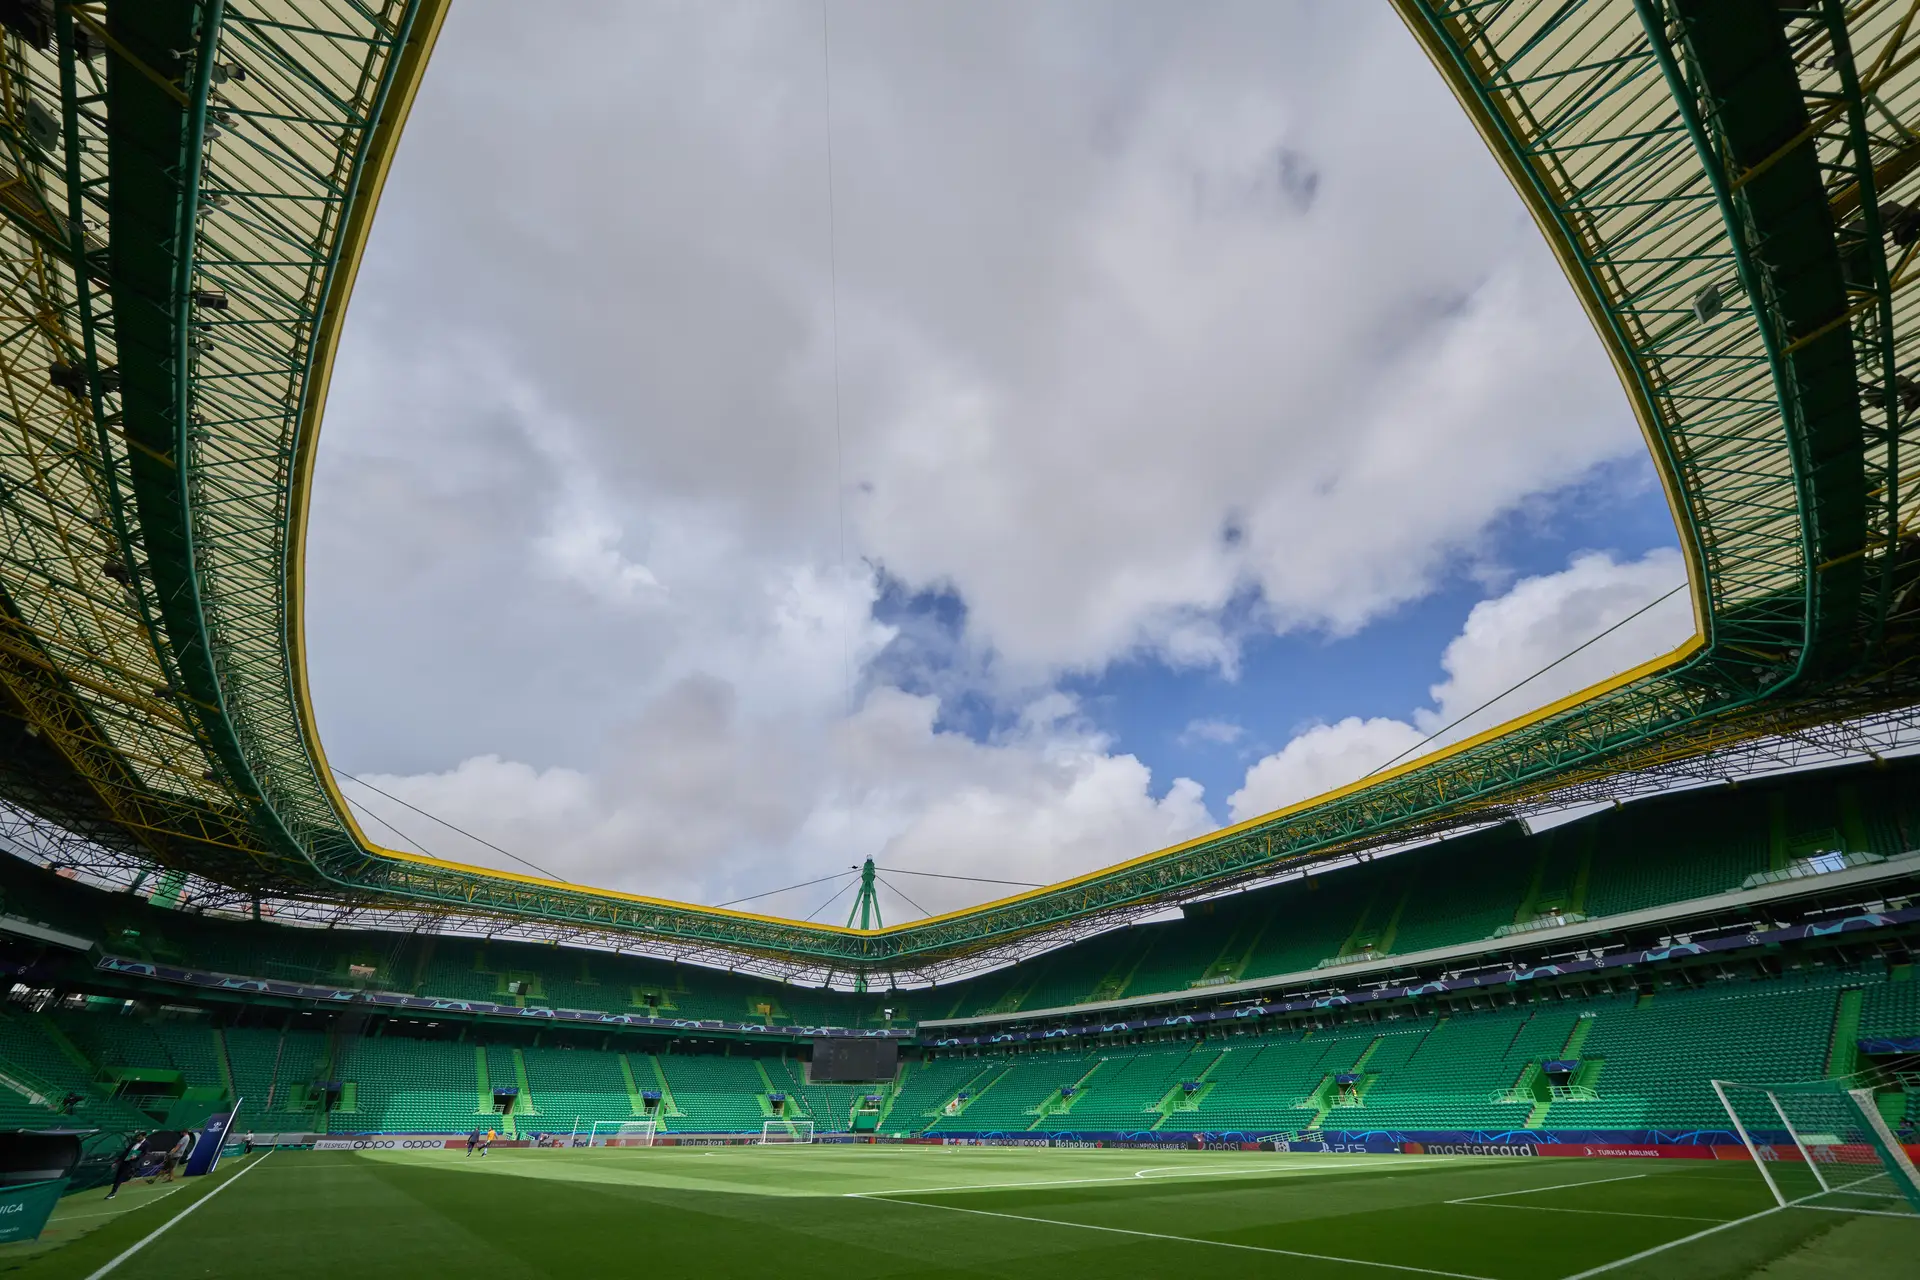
[287,1,453,875]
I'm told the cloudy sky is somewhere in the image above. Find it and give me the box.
[305,0,1694,922]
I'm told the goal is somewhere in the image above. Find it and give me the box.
[1713,1078,1920,1217]
[759,1119,814,1145]
[587,1120,658,1148]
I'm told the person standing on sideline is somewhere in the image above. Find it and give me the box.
[159,1131,192,1182]
[107,1132,146,1199]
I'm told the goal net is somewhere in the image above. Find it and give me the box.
[588,1120,658,1148]
[760,1119,814,1145]
[1713,1078,1920,1218]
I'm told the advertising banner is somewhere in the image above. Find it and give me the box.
[1402,1142,1537,1157]
[0,1179,66,1244]
[1532,1144,1721,1160]
[183,1102,241,1177]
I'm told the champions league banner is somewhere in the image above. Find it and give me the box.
[184,1101,242,1177]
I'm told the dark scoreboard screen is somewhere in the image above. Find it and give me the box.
[810,1038,899,1082]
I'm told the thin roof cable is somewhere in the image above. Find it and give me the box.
[333,768,568,882]
[802,876,860,923]
[717,869,857,909]
[875,865,1044,888]
[1360,581,1689,782]
[342,796,435,862]
[875,873,931,920]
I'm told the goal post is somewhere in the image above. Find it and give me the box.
[1713,1078,1920,1217]
[587,1120,658,1148]
[759,1118,814,1145]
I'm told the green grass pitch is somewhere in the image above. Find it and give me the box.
[3,1146,1914,1278]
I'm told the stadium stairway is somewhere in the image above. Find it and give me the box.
[888,1058,996,1131]
[769,1055,873,1133]
[753,1059,782,1118]
[1032,1046,1213,1133]
[928,1055,1088,1132]
[1826,988,1865,1078]
[1025,1058,1108,1129]
[636,1053,682,1119]
[1150,1045,1227,1129]
[0,1007,151,1132]
[929,1061,1015,1128]
[1086,937,1157,1005]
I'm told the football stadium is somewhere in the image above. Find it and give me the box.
[0,1,1917,1277]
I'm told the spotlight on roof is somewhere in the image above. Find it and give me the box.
[192,289,229,310]
[1692,282,1723,324]
[1881,201,1920,248]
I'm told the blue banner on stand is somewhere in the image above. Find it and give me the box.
[184,1101,242,1177]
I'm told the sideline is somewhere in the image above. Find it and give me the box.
[82,1152,270,1280]
[51,1187,186,1223]
[853,1191,1498,1280]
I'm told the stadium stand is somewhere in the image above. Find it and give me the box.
[1030,1044,1212,1132]
[0,754,1912,1142]
[0,756,1909,1032]
[927,1051,1099,1132]
[519,1045,638,1130]
[1561,975,1865,1130]
[0,961,1907,1140]
[341,1037,487,1135]
[885,1056,991,1128]
[655,1053,770,1132]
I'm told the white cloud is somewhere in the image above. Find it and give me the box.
[1228,549,1693,822]
[319,2,1644,695]
[305,4,1678,912]
[1180,718,1245,747]
[1228,716,1426,823]
[350,548,1691,914]
[354,685,1211,918]
[1425,548,1691,742]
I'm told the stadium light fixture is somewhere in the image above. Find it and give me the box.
[1692,282,1722,324]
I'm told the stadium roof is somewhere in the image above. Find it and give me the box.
[0,0,1916,984]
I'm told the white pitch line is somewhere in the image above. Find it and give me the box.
[1791,1204,1919,1220]
[83,1153,269,1280]
[53,1188,186,1223]
[846,1159,1397,1198]
[853,1192,1498,1280]
[1447,1201,1727,1224]
[1555,1205,1783,1280]
[1446,1172,1647,1204]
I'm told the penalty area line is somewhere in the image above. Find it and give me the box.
[851,1192,1498,1280]
[1555,1204,1784,1280]
[844,1158,1403,1198]
[1446,1172,1646,1203]
[1449,1201,1727,1224]
[83,1152,269,1280]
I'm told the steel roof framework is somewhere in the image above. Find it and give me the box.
[0,0,1915,983]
